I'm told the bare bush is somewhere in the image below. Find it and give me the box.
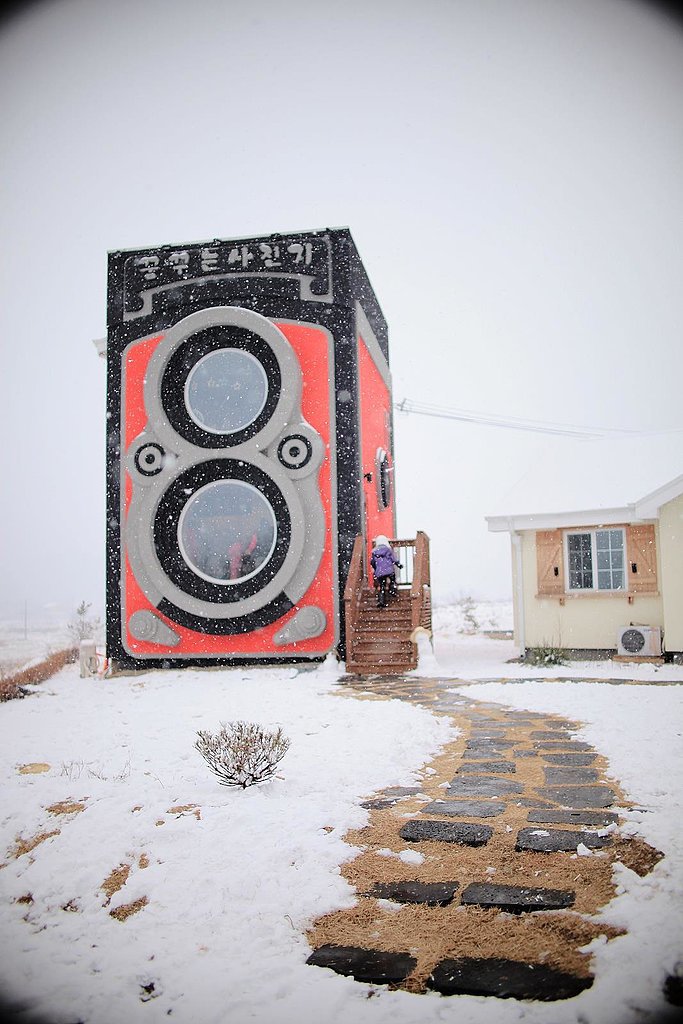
[457,595,480,634]
[66,601,102,645]
[195,721,291,788]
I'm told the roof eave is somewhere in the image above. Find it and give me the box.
[634,473,683,519]
[486,506,638,533]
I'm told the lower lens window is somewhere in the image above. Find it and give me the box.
[178,480,276,584]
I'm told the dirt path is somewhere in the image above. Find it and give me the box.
[306,675,663,1001]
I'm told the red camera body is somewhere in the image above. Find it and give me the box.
[107,229,395,668]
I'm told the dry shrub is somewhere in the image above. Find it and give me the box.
[195,721,290,788]
[0,648,77,702]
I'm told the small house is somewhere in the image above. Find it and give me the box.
[486,450,683,661]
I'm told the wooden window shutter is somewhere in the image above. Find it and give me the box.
[536,529,564,595]
[627,524,658,593]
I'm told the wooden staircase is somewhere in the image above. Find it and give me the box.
[344,533,432,676]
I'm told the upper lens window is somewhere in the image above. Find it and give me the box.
[184,349,268,434]
[178,480,277,584]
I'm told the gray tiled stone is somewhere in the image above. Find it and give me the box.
[460,882,575,912]
[464,748,512,760]
[427,957,593,1000]
[527,809,619,826]
[543,767,600,785]
[421,799,506,818]
[502,718,545,725]
[514,750,538,758]
[535,741,593,751]
[530,731,572,740]
[516,827,613,852]
[366,880,460,906]
[457,761,516,774]
[306,944,416,984]
[542,753,598,766]
[466,739,516,749]
[382,786,421,797]
[361,798,397,810]
[447,776,524,797]
[537,785,615,808]
[400,819,493,846]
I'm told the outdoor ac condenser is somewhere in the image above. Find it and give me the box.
[617,625,663,657]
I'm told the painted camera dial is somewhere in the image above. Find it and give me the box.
[277,434,313,470]
[134,442,165,477]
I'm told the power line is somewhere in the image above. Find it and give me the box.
[394,398,679,440]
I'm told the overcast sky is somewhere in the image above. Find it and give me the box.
[1,0,682,623]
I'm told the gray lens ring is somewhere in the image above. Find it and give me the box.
[143,306,301,454]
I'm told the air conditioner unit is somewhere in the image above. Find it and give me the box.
[617,625,662,657]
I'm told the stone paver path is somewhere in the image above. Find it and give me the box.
[306,675,664,1002]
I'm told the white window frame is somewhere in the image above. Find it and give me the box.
[564,527,627,593]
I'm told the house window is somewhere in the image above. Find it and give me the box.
[566,528,626,591]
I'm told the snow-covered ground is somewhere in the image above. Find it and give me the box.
[0,605,682,1024]
[428,602,683,684]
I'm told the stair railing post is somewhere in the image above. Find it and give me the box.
[343,535,365,670]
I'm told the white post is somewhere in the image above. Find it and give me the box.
[511,530,526,656]
[79,640,98,678]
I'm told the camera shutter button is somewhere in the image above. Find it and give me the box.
[134,443,165,477]
[277,434,313,470]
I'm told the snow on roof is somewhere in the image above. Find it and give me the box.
[486,434,683,531]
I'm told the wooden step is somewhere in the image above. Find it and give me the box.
[353,643,414,658]
[358,607,411,619]
[347,661,416,675]
[358,607,412,620]
[355,620,412,633]
[353,631,412,643]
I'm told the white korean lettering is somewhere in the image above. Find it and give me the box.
[259,243,282,268]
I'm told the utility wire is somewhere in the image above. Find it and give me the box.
[394,398,672,441]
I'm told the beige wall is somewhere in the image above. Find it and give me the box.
[517,529,664,651]
[660,493,683,653]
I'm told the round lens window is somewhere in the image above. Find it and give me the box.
[178,480,277,584]
[184,349,268,434]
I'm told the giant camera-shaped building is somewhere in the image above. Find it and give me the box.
[106,228,395,668]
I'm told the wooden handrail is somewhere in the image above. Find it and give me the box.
[344,535,366,662]
[344,531,431,671]
[409,531,431,634]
